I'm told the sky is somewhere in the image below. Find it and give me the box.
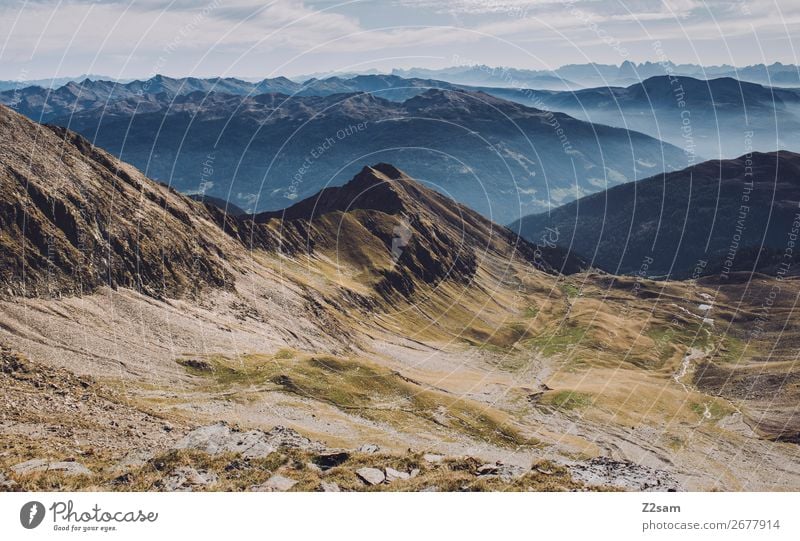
[1,0,799,80]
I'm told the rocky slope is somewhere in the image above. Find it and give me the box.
[224,163,587,298]
[0,105,237,298]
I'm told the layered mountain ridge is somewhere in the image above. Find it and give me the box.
[512,150,800,278]
[0,104,578,302]
[2,85,687,223]
[490,76,800,159]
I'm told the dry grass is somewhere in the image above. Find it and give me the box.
[4,445,599,492]
[173,351,534,449]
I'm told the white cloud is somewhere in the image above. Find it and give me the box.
[0,0,798,78]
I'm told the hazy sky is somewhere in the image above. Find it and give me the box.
[1,0,798,80]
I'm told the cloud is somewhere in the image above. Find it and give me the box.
[0,0,798,78]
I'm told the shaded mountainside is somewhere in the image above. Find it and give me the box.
[511,151,800,279]
[489,76,800,159]
[14,87,688,224]
[0,104,580,301]
[0,105,237,298]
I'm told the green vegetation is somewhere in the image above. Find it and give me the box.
[176,353,531,448]
[540,391,593,411]
[713,334,749,364]
[690,400,734,421]
[524,305,540,318]
[525,324,587,357]
[560,283,580,298]
[646,322,712,367]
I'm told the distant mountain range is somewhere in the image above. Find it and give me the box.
[5,61,798,97]
[7,72,799,163]
[0,74,457,121]
[0,79,688,224]
[0,74,128,92]
[487,76,800,159]
[511,151,800,279]
[395,61,800,89]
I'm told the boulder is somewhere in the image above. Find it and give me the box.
[251,474,297,492]
[356,467,385,486]
[358,444,380,454]
[384,467,410,482]
[319,481,341,492]
[476,462,526,480]
[12,459,91,476]
[163,467,218,492]
[175,422,325,458]
[0,472,18,490]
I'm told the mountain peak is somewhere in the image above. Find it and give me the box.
[353,162,408,185]
[255,164,417,222]
[246,162,584,296]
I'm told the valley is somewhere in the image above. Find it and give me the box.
[1,103,798,492]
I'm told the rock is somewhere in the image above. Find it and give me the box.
[358,443,380,454]
[422,453,444,463]
[265,425,327,452]
[568,457,681,492]
[224,458,250,472]
[251,474,297,492]
[306,462,322,473]
[163,467,217,492]
[112,473,133,486]
[356,467,386,486]
[112,449,154,473]
[495,464,527,480]
[410,468,420,478]
[385,467,410,482]
[319,481,341,492]
[175,422,325,458]
[477,462,526,480]
[177,359,213,371]
[11,459,91,476]
[312,451,350,470]
[0,472,18,490]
